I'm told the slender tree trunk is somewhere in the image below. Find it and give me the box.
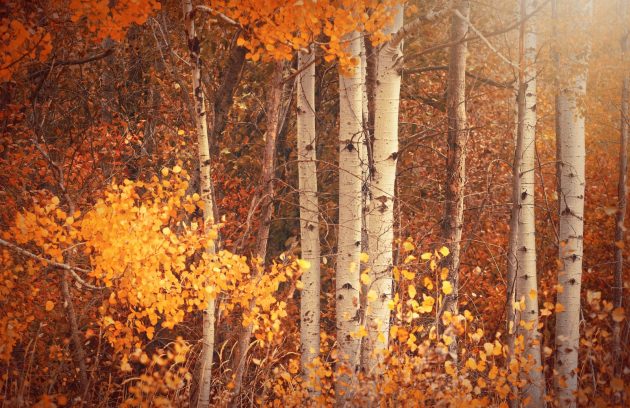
[231,61,284,400]
[506,85,524,408]
[552,0,562,210]
[335,31,363,403]
[362,5,403,374]
[614,0,629,383]
[61,270,89,394]
[555,2,592,406]
[514,1,544,404]
[296,46,321,393]
[439,0,469,349]
[211,43,246,150]
[359,35,371,375]
[183,1,219,406]
[360,35,370,263]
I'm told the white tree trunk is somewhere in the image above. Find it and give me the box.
[336,31,363,402]
[297,46,321,392]
[183,1,217,406]
[514,1,544,404]
[555,1,592,406]
[362,5,403,374]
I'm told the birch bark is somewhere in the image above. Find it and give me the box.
[336,31,363,402]
[297,46,321,391]
[555,1,592,406]
[514,1,544,404]
[362,5,403,374]
[182,1,218,406]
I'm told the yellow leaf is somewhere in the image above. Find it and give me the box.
[354,325,368,338]
[45,301,55,311]
[173,165,182,174]
[162,227,171,235]
[439,246,450,257]
[612,307,625,322]
[442,281,453,295]
[360,272,371,285]
[408,284,417,299]
[423,277,434,290]
[367,290,378,302]
[555,303,565,313]
[420,252,432,260]
[297,259,311,270]
[445,360,456,376]
[402,269,415,280]
[360,252,369,263]
[402,241,415,252]
[465,358,477,370]
[488,365,498,380]
[177,129,185,135]
[528,289,537,300]
[483,342,494,355]
[295,280,304,290]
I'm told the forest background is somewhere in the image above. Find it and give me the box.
[0,0,627,407]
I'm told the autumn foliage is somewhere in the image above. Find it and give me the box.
[0,0,628,407]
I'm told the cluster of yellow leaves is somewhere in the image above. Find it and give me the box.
[214,0,398,66]
[121,338,191,407]
[3,167,301,383]
[75,172,224,352]
[0,195,74,365]
[0,250,35,363]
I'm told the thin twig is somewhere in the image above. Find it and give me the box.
[452,9,519,69]
[0,238,105,290]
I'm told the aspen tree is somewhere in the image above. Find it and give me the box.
[513,0,544,404]
[296,45,321,391]
[555,1,592,406]
[439,0,469,349]
[362,4,403,374]
[182,1,218,406]
[231,62,285,399]
[336,31,363,402]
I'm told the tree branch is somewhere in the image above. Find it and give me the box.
[452,9,519,69]
[28,47,115,79]
[390,1,454,48]
[405,0,550,63]
[404,64,514,88]
[0,238,105,290]
[195,5,239,26]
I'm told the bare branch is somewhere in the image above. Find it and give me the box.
[405,0,550,62]
[195,5,239,26]
[404,64,515,88]
[390,1,454,48]
[0,238,105,290]
[452,9,519,69]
